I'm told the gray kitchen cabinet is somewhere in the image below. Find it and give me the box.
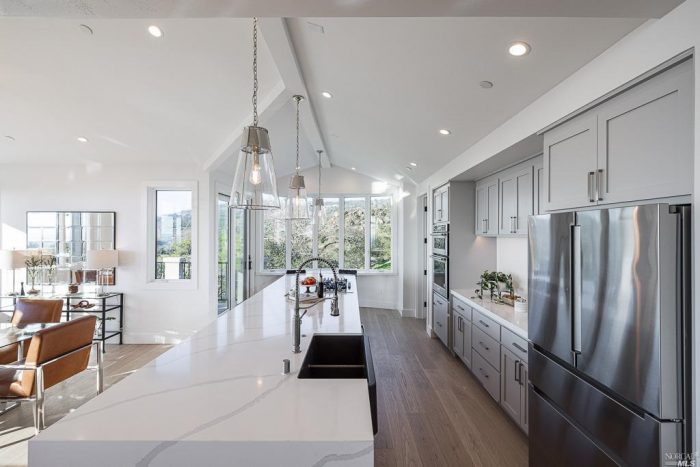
[432,292,449,346]
[596,59,693,205]
[543,113,598,211]
[452,307,472,369]
[501,346,529,434]
[542,59,692,211]
[433,184,449,224]
[534,157,544,215]
[498,164,533,236]
[475,177,498,236]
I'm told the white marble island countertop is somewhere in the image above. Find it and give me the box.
[29,276,373,467]
[450,288,528,340]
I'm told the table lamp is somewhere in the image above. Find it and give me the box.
[86,249,118,296]
[0,249,27,296]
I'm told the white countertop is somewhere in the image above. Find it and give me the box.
[450,288,528,340]
[29,276,374,467]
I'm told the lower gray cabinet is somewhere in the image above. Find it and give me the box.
[501,346,529,434]
[452,306,472,369]
[433,292,449,346]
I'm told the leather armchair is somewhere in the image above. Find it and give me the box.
[0,299,64,364]
[0,315,102,433]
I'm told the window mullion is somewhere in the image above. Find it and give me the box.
[285,219,292,270]
[365,196,371,271]
[338,197,345,268]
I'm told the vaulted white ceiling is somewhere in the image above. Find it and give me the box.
[0,7,677,183]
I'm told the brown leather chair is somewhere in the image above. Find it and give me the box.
[0,315,103,432]
[0,299,64,364]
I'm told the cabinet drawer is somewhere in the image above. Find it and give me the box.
[472,326,501,370]
[473,350,500,402]
[501,327,528,362]
[452,297,471,321]
[473,310,500,342]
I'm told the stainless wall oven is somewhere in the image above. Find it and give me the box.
[431,254,448,298]
[431,224,449,257]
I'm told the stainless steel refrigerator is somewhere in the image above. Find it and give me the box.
[528,204,691,467]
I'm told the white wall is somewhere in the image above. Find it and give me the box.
[496,237,528,296]
[0,162,214,344]
[252,165,413,312]
[419,0,700,450]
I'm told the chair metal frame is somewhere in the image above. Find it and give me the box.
[0,340,104,433]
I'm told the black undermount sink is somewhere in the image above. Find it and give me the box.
[298,334,378,435]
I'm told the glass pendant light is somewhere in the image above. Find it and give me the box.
[313,150,326,224]
[284,95,311,220]
[230,18,280,210]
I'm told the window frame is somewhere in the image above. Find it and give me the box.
[145,181,198,289]
[258,192,396,276]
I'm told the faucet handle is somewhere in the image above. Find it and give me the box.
[330,298,340,317]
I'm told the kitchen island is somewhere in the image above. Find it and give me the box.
[29,275,374,467]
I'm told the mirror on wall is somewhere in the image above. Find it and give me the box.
[26,211,116,284]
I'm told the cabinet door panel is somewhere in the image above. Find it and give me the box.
[535,160,544,215]
[463,322,472,369]
[452,312,464,356]
[515,168,533,235]
[486,181,499,236]
[597,60,693,204]
[433,191,442,223]
[543,114,597,211]
[501,348,522,425]
[499,175,517,235]
[475,185,488,235]
[441,189,449,223]
[520,363,529,434]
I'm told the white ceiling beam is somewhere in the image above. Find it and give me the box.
[260,17,331,168]
[203,79,288,173]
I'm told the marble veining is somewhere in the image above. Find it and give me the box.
[29,275,374,467]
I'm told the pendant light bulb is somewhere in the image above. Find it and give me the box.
[249,151,262,185]
[230,17,280,210]
[284,95,311,220]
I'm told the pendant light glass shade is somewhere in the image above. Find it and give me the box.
[230,17,280,210]
[284,95,310,220]
[313,149,325,224]
[230,126,280,209]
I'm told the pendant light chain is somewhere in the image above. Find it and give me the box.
[317,150,323,193]
[252,17,259,127]
[295,96,301,173]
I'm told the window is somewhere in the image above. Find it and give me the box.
[147,182,197,286]
[261,195,394,273]
[217,193,230,312]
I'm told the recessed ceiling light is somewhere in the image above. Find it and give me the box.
[409,162,417,167]
[439,129,451,135]
[77,136,89,143]
[479,80,494,89]
[351,167,356,171]
[321,91,333,99]
[148,25,163,38]
[508,41,531,57]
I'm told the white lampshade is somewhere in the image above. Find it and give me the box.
[86,250,119,269]
[0,250,27,270]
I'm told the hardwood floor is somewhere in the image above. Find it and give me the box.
[0,310,527,467]
[0,344,170,467]
[363,308,528,467]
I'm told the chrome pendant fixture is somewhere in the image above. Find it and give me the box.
[313,149,325,224]
[230,17,280,210]
[284,95,311,220]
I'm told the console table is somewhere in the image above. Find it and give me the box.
[0,293,123,352]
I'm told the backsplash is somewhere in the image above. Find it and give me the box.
[496,237,528,296]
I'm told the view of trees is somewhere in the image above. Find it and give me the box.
[263,195,392,272]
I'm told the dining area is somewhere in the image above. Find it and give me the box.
[0,299,104,436]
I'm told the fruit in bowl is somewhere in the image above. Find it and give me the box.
[301,276,317,286]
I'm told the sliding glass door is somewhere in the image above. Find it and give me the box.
[217,193,249,313]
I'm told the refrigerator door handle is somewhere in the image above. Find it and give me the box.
[571,224,582,355]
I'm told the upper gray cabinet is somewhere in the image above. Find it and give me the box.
[534,158,544,215]
[433,184,449,224]
[543,59,693,211]
[498,164,533,236]
[475,177,498,236]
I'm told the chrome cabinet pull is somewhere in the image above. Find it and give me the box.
[512,342,527,354]
[518,362,524,386]
[514,360,520,383]
[478,319,489,328]
[479,341,489,351]
[596,169,604,201]
[587,171,595,202]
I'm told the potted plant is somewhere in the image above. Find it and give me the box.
[44,255,57,294]
[25,254,43,295]
[476,271,514,303]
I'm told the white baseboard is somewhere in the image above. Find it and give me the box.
[358,299,397,310]
[400,308,418,318]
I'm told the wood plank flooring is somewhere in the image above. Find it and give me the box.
[0,309,527,467]
[363,308,528,467]
[0,344,170,467]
